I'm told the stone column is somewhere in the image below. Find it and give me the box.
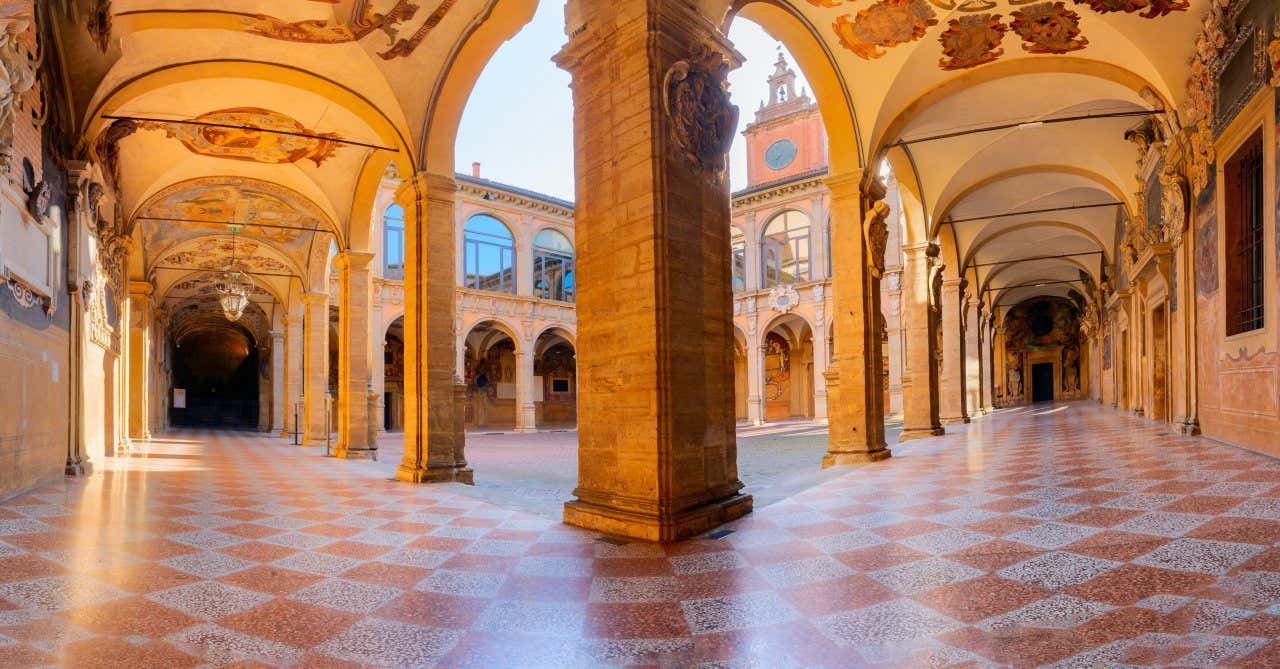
[396,173,472,483]
[812,299,828,422]
[899,242,943,441]
[746,334,764,425]
[884,270,904,417]
[555,0,750,540]
[301,293,329,445]
[282,314,304,439]
[270,329,285,434]
[257,344,271,431]
[938,277,968,425]
[126,281,153,441]
[822,172,890,466]
[964,299,982,417]
[1174,237,1199,434]
[514,349,537,433]
[334,251,376,459]
[371,285,384,437]
[743,211,760,292]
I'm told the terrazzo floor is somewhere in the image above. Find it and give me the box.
[1,402,1279,666]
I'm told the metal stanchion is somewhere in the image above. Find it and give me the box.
[324,392,332,457]
[291,400,301,445]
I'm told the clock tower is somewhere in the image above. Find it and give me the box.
[742,52,828,188]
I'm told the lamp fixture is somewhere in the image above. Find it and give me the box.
[215,225,255,322]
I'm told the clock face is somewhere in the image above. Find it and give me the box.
[764,138,798,170]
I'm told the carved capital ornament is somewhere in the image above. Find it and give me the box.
[663,44,739,179]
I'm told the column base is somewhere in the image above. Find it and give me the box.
[822,447,891,468]
[899,427,945,443]
[65,457,91,477]
[940,415,970,426]
[1176,419,1201,436]
[334,446,377,460]
[513,427,538,434]
[396,463,474,485]
[563,492,753,543]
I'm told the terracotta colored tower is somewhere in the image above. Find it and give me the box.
[742,52,828,187]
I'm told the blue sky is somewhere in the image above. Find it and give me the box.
[454,2,810,201]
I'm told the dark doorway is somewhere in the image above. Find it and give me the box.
[170,326,260,429]
[1031,363,1054,403]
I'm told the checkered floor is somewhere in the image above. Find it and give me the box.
[1,402,1279,667]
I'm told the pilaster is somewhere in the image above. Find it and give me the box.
[301,292,329,445]
[514,349,537,433]
[270,329,286,434]
[822,171,890,466]
[396,172,472,484]
[334,251,376,459]
[283,314,304,439]
[900,242,944,441]
[939,277,969,425]
[126,280,153,441]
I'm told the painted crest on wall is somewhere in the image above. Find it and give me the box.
[139,108,341,166]
[938,14,1008,70]
[833,0,939,60]
[1010,2,1088,54]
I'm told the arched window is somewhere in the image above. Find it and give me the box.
[463,214,516,293]
[730,226,746,293]
[384,204,405,280]
[532,229,575,302]
[761,210,811,287]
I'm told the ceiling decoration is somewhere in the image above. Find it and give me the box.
[814,0,1187,69]
[158,237,291,275]
[136,108,341,166]
[939,14,1007,70]
[167,273,274,303]
[241,0,457,60]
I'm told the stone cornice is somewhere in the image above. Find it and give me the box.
[456,175,575,220]
[733,169,829,207]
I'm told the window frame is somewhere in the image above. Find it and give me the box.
[383,203,405,280]
[462,214,517,294]
[531,228,575,303]
[760,210,812,288]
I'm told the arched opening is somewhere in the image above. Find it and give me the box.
[762,317,815,421]
[462,214,517,294]
[169,321,261,429]
[383,316,405,432]
[532,229,575,302]
[533,329,576,428]
[462,321,519,430]
[761,210,812,287]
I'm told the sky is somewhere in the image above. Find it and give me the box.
[454,3,810,201]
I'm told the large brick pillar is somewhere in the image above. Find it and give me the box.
[939,277,969,425]
[127,281,153,441]
[822,173,890,466]
[334,251,376,459]
[301,292,329,445]
[555,0,750,541]
[396,173,472,484]
[900,242,943,441]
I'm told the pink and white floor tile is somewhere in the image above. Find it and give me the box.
[0,403,1277,666]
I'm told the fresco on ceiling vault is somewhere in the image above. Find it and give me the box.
[816,0,1185,69]
[238,0,458,60]
[138,108,341,166]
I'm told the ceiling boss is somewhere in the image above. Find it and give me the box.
[808,0,1189,69]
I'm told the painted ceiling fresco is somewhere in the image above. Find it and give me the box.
[136,108,342,166]
[169,298,270,348]
[165,272,277,304]
[155,237,294,277]
[137,178,331,272]
[239,0,457,60]
[809,0,1188,69]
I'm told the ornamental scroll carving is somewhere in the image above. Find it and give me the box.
[0,7,38,171]
[1184,0,1231,195]
[863,199,891,278]
[663,44,739,179]
[1159,166,1188,246]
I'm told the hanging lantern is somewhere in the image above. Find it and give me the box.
[215,226,255,322]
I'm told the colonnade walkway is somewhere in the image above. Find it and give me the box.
[0,403,1278,666]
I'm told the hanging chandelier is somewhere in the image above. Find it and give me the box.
[215,225,254,322]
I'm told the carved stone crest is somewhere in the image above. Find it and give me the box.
[1269,26,1280,87]
[1074,0,1187,18]
[663,44,739,178]
[1010,2,1088,54]
[863,200,891,278]
[1159,166,1188,246]
[834,0,938,60]
[938,14,1007,71]
[767,284,801,313]
[0,10,37,171]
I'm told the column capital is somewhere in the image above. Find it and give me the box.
[269,329,285,340]
[300,292,328,306]
[333,250,376,272]
[902,241,940,259]
[823,170,866,199]
[127,280,153,297]
[394,171,457,208]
